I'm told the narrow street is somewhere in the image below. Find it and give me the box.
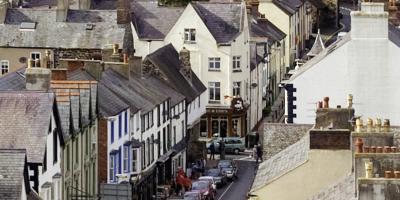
[215,159,257,200]
[203,152,257,200]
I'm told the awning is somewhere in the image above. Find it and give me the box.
[157,150,174,164]
[172,138,187,153]
[131,138,142,148]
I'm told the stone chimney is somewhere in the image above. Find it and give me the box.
[25,59,52,90]
[56,0,69,22]
[351,2,388,39]
[78,0,90,10]
[117,0,130,24]
[250,0,260,17]
[0,0,9,24]
[179,47,192,82]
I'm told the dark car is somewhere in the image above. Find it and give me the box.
[205,168,227,187]
[191,180,215,200]
[217,160,238,180]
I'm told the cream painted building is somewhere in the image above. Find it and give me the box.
[258,0,313,68]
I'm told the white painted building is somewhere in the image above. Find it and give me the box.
[283,2,400,125]
[132,1,263,137]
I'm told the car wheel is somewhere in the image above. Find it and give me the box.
[234,148,240,155]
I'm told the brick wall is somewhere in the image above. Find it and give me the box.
[98,118,108,185]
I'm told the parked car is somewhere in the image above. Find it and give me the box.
[184,191,202,200]
[206,137,245,154]
[191,180,215,200]
[217,160,238,180]
[198,176,217,191]
[205,168,227,187]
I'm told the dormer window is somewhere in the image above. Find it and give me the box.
[184,28,196,43]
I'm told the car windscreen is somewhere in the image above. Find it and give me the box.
[192,181,208,190]
[184,193,199,200]
[206,169,220,176]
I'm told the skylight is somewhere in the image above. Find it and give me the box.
[20,22,36,31]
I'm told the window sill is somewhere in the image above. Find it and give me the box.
[208,100,221,104]
[208,69,221,72]
[184,41,196,44]
[232,69,242,73]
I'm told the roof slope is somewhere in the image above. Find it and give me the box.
[249,17,286,42]
[146,44,206,103]
[0,92,54,163]
[131,1,184,40]
[101,69,167,113]
[192,2,243,44]
[251,134,310,192]
[1,9,126,48]
[308,173,356,200]
[272,0,303,15]
[68,68,130,117]
[263,123,312,160]
[0,149,27,200]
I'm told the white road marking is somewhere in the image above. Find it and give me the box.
[217,181,234,200]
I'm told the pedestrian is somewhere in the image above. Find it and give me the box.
[253,145,258,162]
[209,142,216,160]
[256,144,263,163]
[255,131,260,145]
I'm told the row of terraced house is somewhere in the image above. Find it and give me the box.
[0,0,325,199]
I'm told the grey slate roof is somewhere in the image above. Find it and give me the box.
[68,68,132,117]
[263,123,312,160]
[308,173,356,200]
[192,2,244,44]
[251,134,310,192]
[101,68,167,114]
[131,1,184,40]
[145,44,206,103]
[0,92,54,163]
[0,149,27,200]
[272,0,303,15]
[249,17,286,42]
[0,68,26,90]
[1,8,126,49]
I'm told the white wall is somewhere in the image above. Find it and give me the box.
[187,92,207,128]
[38,113,62,200]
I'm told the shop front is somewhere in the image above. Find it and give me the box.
[200,98,248,138]
[131,165,157,200]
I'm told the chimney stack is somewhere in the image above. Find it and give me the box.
[179,47,192,82]
[250,0,260,17]
[56,0,69,22]
[25,68,52,90]
[117,0,130,24]
[351,2,388,39]
[0,0,9,24]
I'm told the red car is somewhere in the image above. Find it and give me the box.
[191,180,215,200]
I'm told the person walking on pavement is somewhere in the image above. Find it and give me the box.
[209,142,216,160]
[253,145,258,162]
[256,144,263,163]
